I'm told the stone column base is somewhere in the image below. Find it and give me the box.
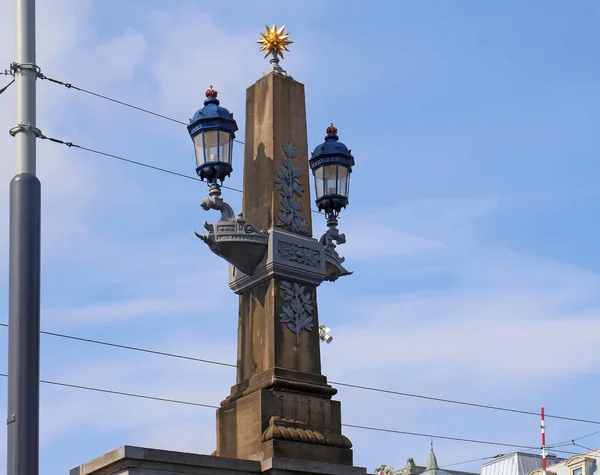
[69,446,367,475]
[216,387,353,466]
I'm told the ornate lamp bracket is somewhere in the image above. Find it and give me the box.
[199,184,236,221]
[224,140,353,294]
[196,184,268,276]
[320,216,352,282]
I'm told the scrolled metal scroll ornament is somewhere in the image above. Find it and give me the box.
[320,222,352,282]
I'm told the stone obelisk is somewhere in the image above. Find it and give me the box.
[216,25,353,465]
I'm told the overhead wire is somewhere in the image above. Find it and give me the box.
[7,65,324,212]
[2,322,600,427]
[37,132,244,193]
[39,130,239,189]
[341,423,539,449]
[442,428,600,469]
[36,131,325,213]
[445,426,600,471]
[0,372,219,409]
[0,78,14,95]
[534,448,587,457]
[0,371,550,451]
[441,445,586,470]
[35,70,244,144]
[442,424,600,468]
[328,381,543,420]
[572,429,600,442]
[0,323,236,369]
[541,428,600,454]
[442,454,517,468]
[572,443,594,452]
[327,384,600,426]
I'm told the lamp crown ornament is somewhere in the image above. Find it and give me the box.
[205,85,218,100]
[326,123,338,136]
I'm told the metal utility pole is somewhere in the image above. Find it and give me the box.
[7,0,41,474]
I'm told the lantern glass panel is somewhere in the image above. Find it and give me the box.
[218,131,232,165]
[314,166,324,199]
[337,166,348,197]
[346,171,351,199]
[203,130,219,163]
[193,133,204,168]
[324,165,338,195]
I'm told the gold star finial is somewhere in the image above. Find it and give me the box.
[257,24,293,59]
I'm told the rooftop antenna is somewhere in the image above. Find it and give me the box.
[541,407,547,475]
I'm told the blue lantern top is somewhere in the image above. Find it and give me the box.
[309,124,354,169]
[187,87,238,138]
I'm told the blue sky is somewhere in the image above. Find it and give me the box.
[1,1,600,474]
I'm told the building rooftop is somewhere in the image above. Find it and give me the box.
[481,452,566,475]
[374,446,479,475]
[528,448,600,475]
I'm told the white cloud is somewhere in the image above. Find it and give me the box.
[0,0,153,272]
[321,244,600,383]
[0,3,92,268]
[35,0,93,68]
[143,6,314,123]
[40,337,236,453]
[39,234,234,328]
[82,31,148,86]
[324,196,496,262]
[342,220,442,259]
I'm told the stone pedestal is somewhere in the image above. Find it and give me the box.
[217,385,352,465]
[214,71,352,465]
[69,446,367,475]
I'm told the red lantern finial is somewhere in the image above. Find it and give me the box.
[205,86,218,98]
[326,123,338,135]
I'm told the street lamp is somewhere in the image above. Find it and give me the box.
[187,86,238,189]
[189,86,269,276]
[310,124,355,281]
[309,124,354,225]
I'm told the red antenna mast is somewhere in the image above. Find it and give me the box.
[541,407,547,475]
